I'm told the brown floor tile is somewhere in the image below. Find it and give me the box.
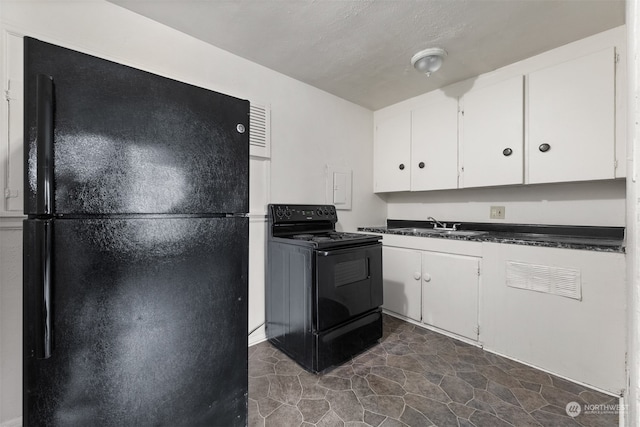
[248,315,619,427]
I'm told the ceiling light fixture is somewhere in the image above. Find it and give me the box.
[411,47,447,77]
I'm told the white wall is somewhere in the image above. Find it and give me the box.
[0,1,386,424]
[384,179,626,226]
[626,0,640,424]
[0,227,22,426]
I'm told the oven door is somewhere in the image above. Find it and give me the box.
[314,243,383,331]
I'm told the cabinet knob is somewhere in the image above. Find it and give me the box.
[502,148,513,157]
[539,143,551,153]
[418,162,425,169]
[413,272,421,280]
[423,274,431,282]
[399,163,405,170]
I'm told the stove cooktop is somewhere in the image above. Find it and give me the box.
[290,232,368,242]
[268,204,380,249]
[279,231,380,249]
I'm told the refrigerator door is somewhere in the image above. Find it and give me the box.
[24,37,249,216]
[23,217,248,426]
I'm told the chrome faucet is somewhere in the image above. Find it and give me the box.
[428,217,462,231]
[427,216,447,229]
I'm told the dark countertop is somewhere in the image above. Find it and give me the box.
[358,220,625,253]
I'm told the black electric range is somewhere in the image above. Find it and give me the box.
[266,204,383,373]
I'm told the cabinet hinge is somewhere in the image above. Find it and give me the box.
[6,79,24,102]
[477,266,481,276]
[614,159,618,170]
[4,188,19,199]
[474,325,480,336]
[615,53,620,64]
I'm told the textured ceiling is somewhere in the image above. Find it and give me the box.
[108,0,625,110]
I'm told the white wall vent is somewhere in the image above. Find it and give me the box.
[249,103,271,159]
[506,261,582,300]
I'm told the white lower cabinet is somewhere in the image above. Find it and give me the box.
[481,242,625,394]
[421,252,480,341]
[382,240,480,341]
[382,247,422,322]
[382,235,625,394]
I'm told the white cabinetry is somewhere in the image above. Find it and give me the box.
[411,93,458,191]
[421,252,479,340]
[373,30,624,193]
[373,113,411,192]
[460,76,524,188]
[528,48,616,184]
[381,235,481,341]
[481,242,625,393]
[382,247,422,321]
[373,92,458,193]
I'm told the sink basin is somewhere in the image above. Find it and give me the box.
[392,228,487,237]
[393,227,436,233]
[434,230,487,236]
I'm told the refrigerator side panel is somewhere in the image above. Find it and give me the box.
[23,217,248,426]
[24,37,249,216]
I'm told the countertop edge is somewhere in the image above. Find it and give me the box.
[358,226,626,254]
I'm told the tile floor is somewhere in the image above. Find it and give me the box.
[248,314,619,427]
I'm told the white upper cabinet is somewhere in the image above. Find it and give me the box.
[372,28,623,193]
[528,48,616,184]
[460,76,524,188]
[373,113,411,192]
[411,93,459,191]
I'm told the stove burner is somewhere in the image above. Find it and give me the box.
[289,232,376,244]
[293,234,314,240]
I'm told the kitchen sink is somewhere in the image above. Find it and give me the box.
[392,227,487,237]
[433,229,487,236]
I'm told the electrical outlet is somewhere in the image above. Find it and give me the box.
[490,206,505,219]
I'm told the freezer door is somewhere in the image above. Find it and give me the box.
[24,37,249,216]
[23,217,248,426]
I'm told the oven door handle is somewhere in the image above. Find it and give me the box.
[317,243,381,257]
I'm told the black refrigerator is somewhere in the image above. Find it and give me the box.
[22,37,249,426]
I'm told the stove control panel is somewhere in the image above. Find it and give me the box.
[270,204,337,223]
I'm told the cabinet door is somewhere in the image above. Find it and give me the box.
[382,247,422,321]
[422,252,479,340]
[411,93,459,191]
[460,76,524,188]
[374,113,410,192]
[528,48,615,184]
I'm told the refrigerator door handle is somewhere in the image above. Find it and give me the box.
[36,74,54,215]
[34,220,54,359]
